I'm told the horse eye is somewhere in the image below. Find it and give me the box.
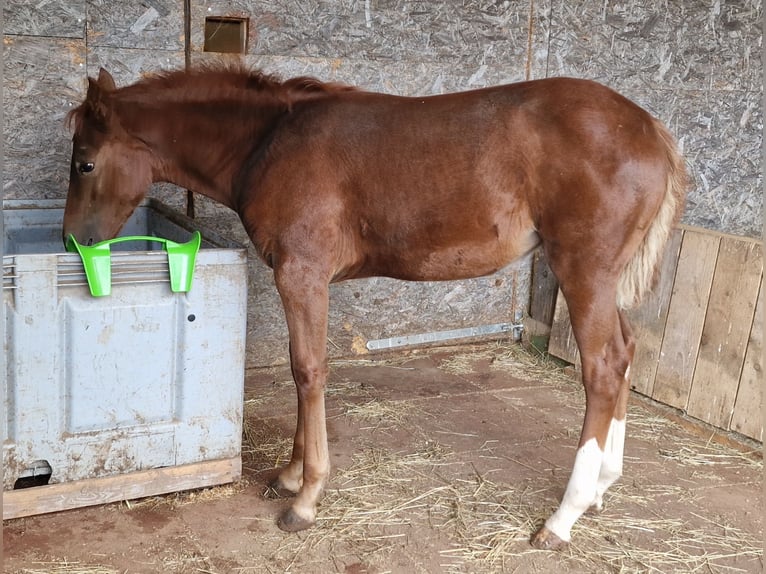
[78,162,95,174]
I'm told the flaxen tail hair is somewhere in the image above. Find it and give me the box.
[616,119,687,309]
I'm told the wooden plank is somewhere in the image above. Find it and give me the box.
[686,239,763,429]
[627,229,683,396]
[652,232,720,409]
[547,289,579,367]
[529,250,559,328]
[730,277,763,441]
[3,457,241,520]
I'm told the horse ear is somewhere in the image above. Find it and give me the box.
[86,74,113,125]
[97,67,117,91]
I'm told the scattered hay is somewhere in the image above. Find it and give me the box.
[117,481,248,514]
[438,347,497,375]
[659,442,763,470]
[259,344,762,573]
[262,432,762,574]
[488,343,575,387]
[16,562,119,574]
[11,344,761,574]
[242,403,292,473]
[339,397,421,429]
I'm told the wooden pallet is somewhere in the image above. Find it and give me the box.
[3,457,241,520]
[548,226,763,442]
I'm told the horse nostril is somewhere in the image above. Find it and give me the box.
[87,238,94,246]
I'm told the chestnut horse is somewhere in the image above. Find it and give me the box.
[63,67,686,549]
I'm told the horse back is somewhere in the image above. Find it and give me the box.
[240,78,672,283]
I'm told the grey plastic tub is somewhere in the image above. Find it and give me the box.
[3,199,248,518]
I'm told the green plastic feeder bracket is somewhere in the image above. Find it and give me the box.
[65,232,202,297]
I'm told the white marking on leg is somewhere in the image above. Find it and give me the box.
[594,417,626,510]
[624,364,631,381]
[544,438,604,542]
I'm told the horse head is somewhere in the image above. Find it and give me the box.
[63,68,153,246]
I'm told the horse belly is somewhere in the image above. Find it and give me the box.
[368,225,540,282]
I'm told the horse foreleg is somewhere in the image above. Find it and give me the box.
[273,264,331,532]
[270,350,305,494]
[531,294,634,550]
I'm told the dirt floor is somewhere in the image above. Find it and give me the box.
[4,344,763,573]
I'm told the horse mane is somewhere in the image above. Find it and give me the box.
[68,64,359,132]
[125,64,358,102]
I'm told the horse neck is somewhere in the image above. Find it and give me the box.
[117,95,287,210]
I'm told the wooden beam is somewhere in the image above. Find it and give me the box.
[3,457,241,520]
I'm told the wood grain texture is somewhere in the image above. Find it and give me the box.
[687,239,763,429]
[548,290,579,367]
[3,458,241,520]
[651,232,720,410]
[627,229,683,396]
[730,277,763,441]
[529,250,559,329]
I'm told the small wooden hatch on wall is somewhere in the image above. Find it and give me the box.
[204,17,248,54]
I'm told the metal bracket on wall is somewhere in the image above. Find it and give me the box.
[365,322,523,352]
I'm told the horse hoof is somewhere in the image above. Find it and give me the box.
[266,477,298,499]
[277,508,315,532]
[530,526,568,551]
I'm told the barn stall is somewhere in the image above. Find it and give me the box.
[3,1,762,573]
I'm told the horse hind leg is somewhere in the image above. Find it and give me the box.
[593,311,635,511]
[531,285,635,550]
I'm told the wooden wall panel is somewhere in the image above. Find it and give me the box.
[627,230,682,396]
[548,293,578,367]
[549,227,763,441]
[87,0,183,50]
[539,0,762,239]
[4,0,85,37]
[686,239,763,429]
[3,35,85,201]
[730,278,763,442]
[731,277,764,441]
[651,232,719,409]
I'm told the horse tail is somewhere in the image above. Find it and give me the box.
[616,119,687,310]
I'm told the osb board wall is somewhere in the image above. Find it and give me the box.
[548,227,763,442]
[3,1,762,367]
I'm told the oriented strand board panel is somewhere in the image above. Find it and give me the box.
[3,0,85,37]
[730,277,763,441]
[626,229,682,396]
[87,47,185,83]
[193,1,535,79]
[539,0,762,239]
[3,36,86,200]
[686,239,763,429]
[86,0,184,50]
